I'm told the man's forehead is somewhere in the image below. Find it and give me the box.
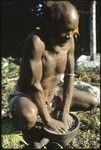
[64,15,79,30]
[61,21,79,31]
[70,9,79,20]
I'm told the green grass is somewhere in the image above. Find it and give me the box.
[67,109,100,149]
[1,57,100,149]
[2,119,24,149]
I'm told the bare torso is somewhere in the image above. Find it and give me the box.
[41,45,68,102]
[17,35,74,103]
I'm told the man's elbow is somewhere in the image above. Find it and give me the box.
[34,82,43,92]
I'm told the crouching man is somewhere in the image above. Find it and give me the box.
[9,1,99,135]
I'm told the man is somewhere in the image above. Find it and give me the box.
[9,1,99,134]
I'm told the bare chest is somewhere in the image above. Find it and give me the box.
[42,46,68,78]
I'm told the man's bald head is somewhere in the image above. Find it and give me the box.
[46,1,79,32]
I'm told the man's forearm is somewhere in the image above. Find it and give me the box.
[62,47,75,114]
[34,89,51,123]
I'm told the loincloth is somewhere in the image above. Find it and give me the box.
[8,86,32,110]
[8,85,61,113]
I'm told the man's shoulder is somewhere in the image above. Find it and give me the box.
[26,32,45,52]
[26,32,42,43]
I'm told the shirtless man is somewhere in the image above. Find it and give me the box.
[9,1,99,134]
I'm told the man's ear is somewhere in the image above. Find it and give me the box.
[74,27,80,38]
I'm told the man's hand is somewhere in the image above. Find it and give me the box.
[46,117,67,134]
[62,114,73,129]
[58,112,73,130]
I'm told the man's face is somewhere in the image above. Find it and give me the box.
[53,23,79,44]
[59,28,77,39]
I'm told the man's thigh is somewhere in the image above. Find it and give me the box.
[71,89,98,111]
[52,85,99,111]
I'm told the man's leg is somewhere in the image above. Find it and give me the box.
[55,87,100,112]
[10,96,38,130]
[70,88,100,111]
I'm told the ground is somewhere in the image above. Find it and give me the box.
[1,57,100,149]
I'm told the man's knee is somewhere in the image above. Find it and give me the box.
[90,96,100,109]
[82,95,99,111]
[23,105,38,129]
[10,97,38,130]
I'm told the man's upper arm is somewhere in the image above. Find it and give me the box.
[27,34,45,91]
[65,47,75,74]
[32,35,45,60]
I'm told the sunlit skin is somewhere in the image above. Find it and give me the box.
[9,1,99,134]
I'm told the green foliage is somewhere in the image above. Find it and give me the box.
[2,57,19,113]
[1,57,26,149]
[75,64,100,85]
[75,64,89,81]
[67,109,100,149]
[2,57,19,78]
[76,64,87,73]
[1,120,25,149]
